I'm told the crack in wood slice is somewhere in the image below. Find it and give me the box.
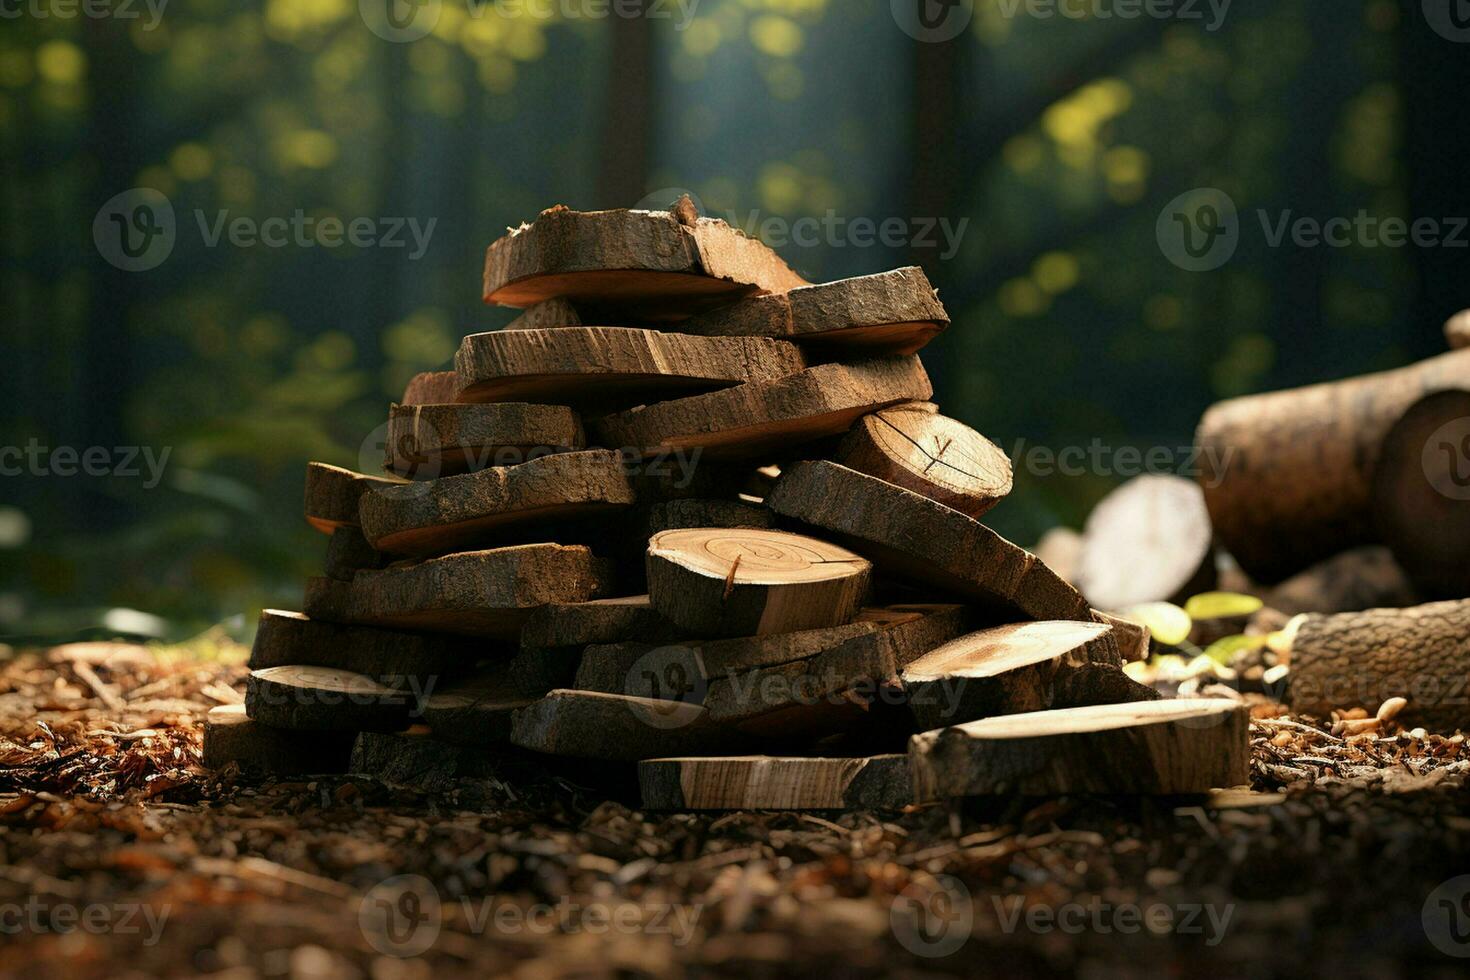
[673,267,948,355]
[308,544,611,639]
[593,357,933,460]
[244,665,419,732]
[639,755,911,810]
[519,595,680,650]
[909,698,1250,799]
[767,460,1091,622]
[304,462,407,535]
[401,371,463,406]
[1075,474,1216,610]
[646,528,871,637]
[834,405,1012,518]
[482,203,807,321]
[455,327,807,407]
[359,449,637,558]
[509,689,738,761]
[385,402,585,478]
[202,704,354,774]
[248,609,494,682]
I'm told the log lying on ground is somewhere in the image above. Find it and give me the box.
[323,526,383,581]
[402,371,461,406]
[304,462,406,534]
[520,595,680,650]
[385,402,585,477]
[1446,310,1470,350]
[1195,348,1470,582]
[673,268,948,355]
[482,201,807,321]
[351,730,499,790]
[594,357,933,460]
[1370,389,1470,599]
[833,405,1012,518]
[646,527,871,637]
[1284,598,1470,730]
[767,461,1091,622]
[1265,545,1418,615]
[202,704,354,774]
[899,621,1125,730]
[318,544,610,639]
[640,755,911,810]
[454,327,807,406]
[244,665,419,732]
[248,610,487,681]
[359,449,636,557]
[1075,474,1215,610]
[909,699,1250,799]
[509,689,733,761]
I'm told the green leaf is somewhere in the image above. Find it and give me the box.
[1200,633,1264,665]
[1184,591,1264,621]
[1115,601,1191,646]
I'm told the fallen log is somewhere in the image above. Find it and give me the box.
[1075,474,1215,610]
[303,462,406,534]
[1265,545,1418,615]
[244,665,418,732]
[385,402,585,477]
[202,704,353,774]
[1195,348,1470,581]
[833,405,1012,518]
[639,755,911,810]
[909,699,1250,799]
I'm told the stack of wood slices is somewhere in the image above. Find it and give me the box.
[207,199,1250,808]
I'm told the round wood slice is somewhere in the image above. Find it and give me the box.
[385,402,585,477]
[593,357,933,460]
[509,689,733,761]
[359,449,636,558]
[1446,310,1470,350]
[202,704,354,774]
[244,665,416,732]
[834,406,1012,517]
[1370,389,1470,599]
[455,327,807,406]
[646,527,871,637]
[401,371,462,406]
[1075,474,1216,611]
[248,609,489,681]
[304,462,407,534]
[420,674,542,746]
[908,698,1250,799]
[639,755,912,810]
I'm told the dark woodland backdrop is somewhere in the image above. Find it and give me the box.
[2,0,1467,641]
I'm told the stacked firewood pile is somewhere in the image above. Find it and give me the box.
[204,199,1251,809]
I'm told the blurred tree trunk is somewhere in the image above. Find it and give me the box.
[908,34,963,393]
[596,2,654,206]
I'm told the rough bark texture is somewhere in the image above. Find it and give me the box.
[302,576,351,623]
[519,595,680,650]
[594,357,933,460]
[359,449,637,558]
[1266,546,1419,615]
[639,755,911,810]
[1092,610,1151,662]
[645,528,871,637]
[303,462,406,534]
[834,406,1012,518]
[1075,474,1216,610]
[1285,599,1470,730]
[503,297,585,331]
[202,704,353,774]
[1370,389,1470,599]
[323,525,383,581]
[248,609,489,682]
[454,327,807,406]
[244,665,417,732]
[640,498,774,535]
[401,371,461,406]
[318,544,611,639]
[419,672,546,747]
[482,203,807,321]
[385,402,585,477]
[1195,348,1470,582]
[1446,310,1470,350]
[908,699,1250,799]
[349,731,500,790]
[509,689,734,761]
[767,461,1091,622]
[673,267,948,355]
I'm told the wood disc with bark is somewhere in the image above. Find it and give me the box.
[420,673,545,746]
[385,402,585,477]
[767,461,1091,622]
[248,609,489,681]
[509,689,733,761]
[323,525,383,581]
[909,698,1250,799]
[244,665,418,732]
[834,405,1012,517]
[401,371,462,406]
[646,527,871,637]
[673,267,948,355]
[640,755,911,810]
[1195,348,1470,582]
[319,544,610,639]
[504,297,585,331]
[304,462,406,534]
[899,620,1126,730]
[202,704,354,774]
[350,731,500,791]
[359,449,636,558]
[640,498,774,536]
[1285,598,1470,730]
[454,327,806,406]
[1446,310,1470,350]
[1074,474,1216,610]
[594,357,933,460]
[519,595,680,650]
[1370,389,1470,598]
[482,201,808,321]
